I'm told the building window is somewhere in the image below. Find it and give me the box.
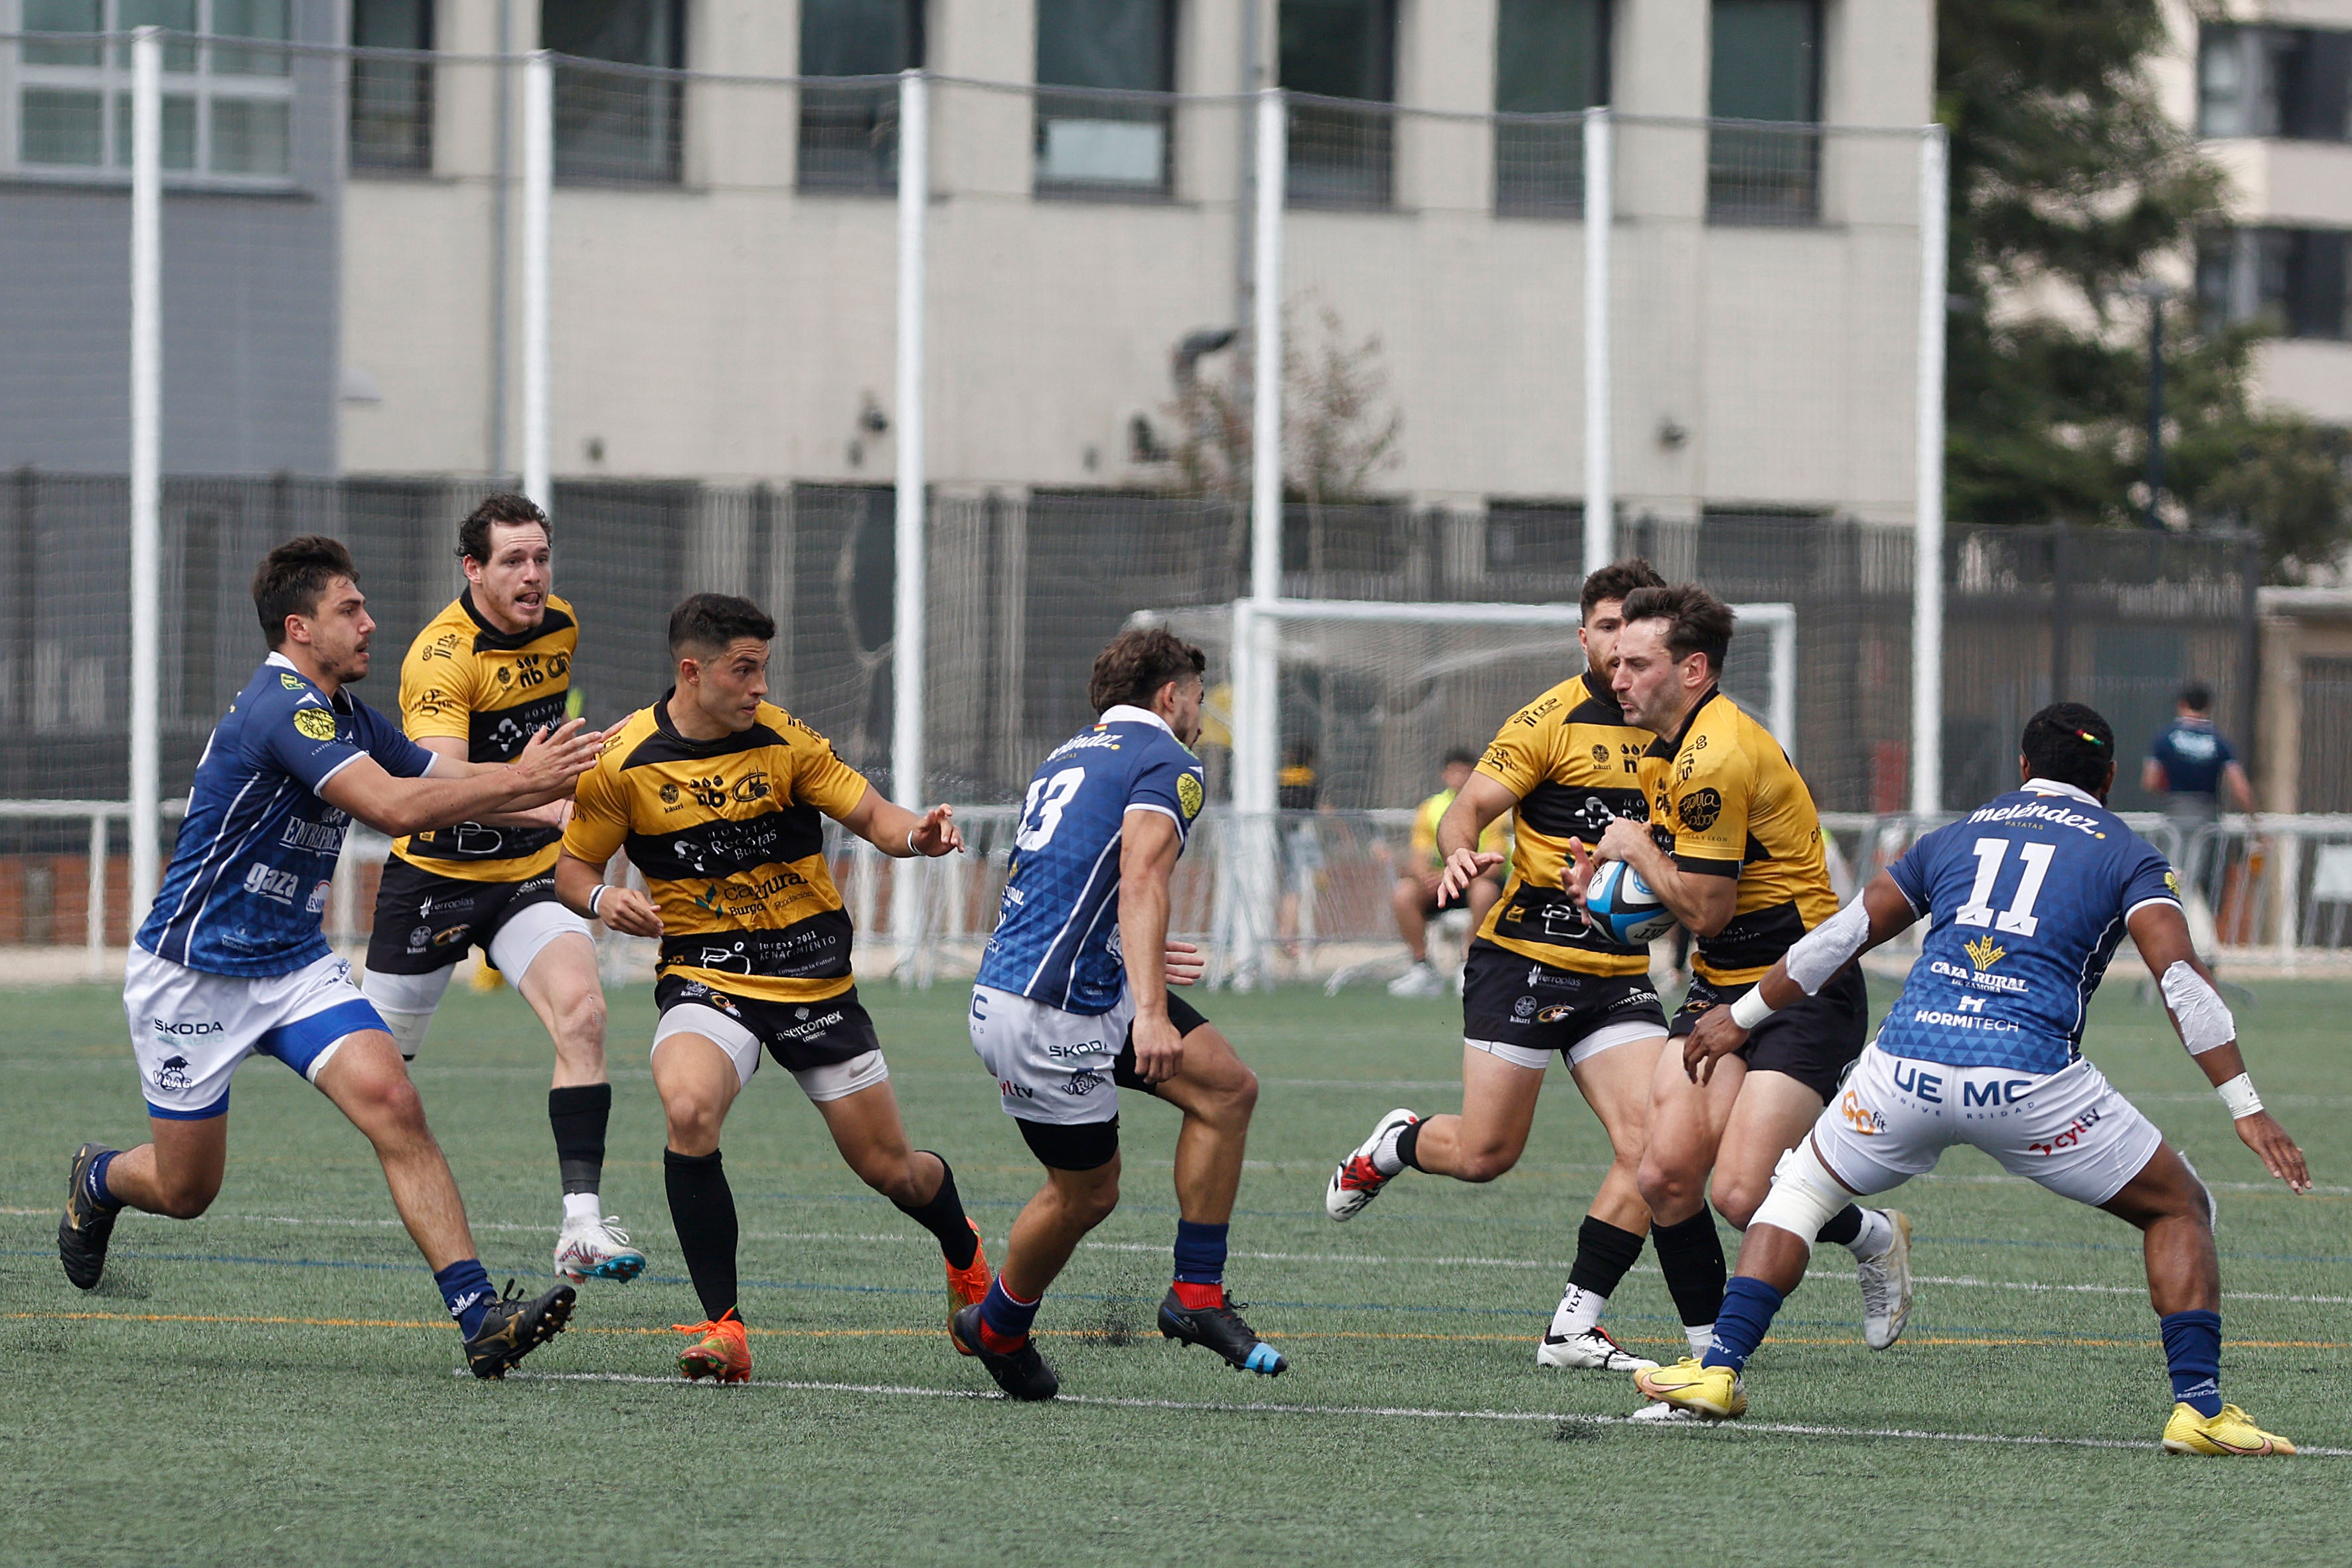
[13,0,293,181]
[798,0,922,195]
[1494,0,1608,217]
[1034,0,1174,197]
[544,0,685,185]
[1280,0,1394,209]
[2199,227,2351,342]
[349,0,431,175]
[2200,25,2352,143]
[1707,0,1820,226]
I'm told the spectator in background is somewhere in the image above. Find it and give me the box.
[1276,738,1324,962]
[1389,748,1508,998]
[2144,682,2256,912]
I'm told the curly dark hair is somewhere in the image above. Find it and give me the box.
[2021,702,2116,796]
[457,493,550,565]
[252,535,359,649]
[1089,627,1207,713]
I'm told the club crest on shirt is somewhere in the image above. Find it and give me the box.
[293,707,337,742]
[1177,771,1204,820]
[1678,787,1722,831]
[278,672,304,690]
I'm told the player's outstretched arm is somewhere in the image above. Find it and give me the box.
[410,736,571,828]
[319,719,603,838]
[1435,772,1514,903]
[1119,807,1184,1084]
[2128,900,2310,1194]
[554,849,663,938]
[1682,871,1919,1083]
[836,785,964,858]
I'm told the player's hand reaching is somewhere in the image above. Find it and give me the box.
[2234,1111,2312,1195]
[1684,1003,1749,1084]
[1164,940,1205,988]
[1436,846,1504,904]
[1130,1008,1184,1085]
[595,884,663,939]
[509,718,605,793]
[908,804,964,857]
[1594,815,1652,866]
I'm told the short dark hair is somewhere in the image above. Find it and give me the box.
[1580,557,1666,619]
[2177,681,2213,714]
[1089,627,1206,713]
[457,493,551,565]
[252,536,360,649]
[1620,582,1735,676]
[668,593,777,656]
[1442,747,1478,770]
[2021,702,2116,795]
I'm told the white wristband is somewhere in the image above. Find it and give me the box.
[2217,1073,2262,1119]
[1729,986,1778,1030]
[586,884,606,919]
[907,827,920,856]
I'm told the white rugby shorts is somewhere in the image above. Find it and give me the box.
[968,983,1133,1126]
[1813,1042,2166,1208]
[124,946,388,1119]
[361,898,595,1020]
[651,1002,890,1101]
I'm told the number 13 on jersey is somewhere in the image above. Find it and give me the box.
[1017,767,1087,851]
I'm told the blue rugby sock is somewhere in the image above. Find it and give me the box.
[978,1276,1041,1350]
[2160,1308,2223,1417]
[1703,1275,1784,1372]
[434,1259,497,1340]
[87,1150,122,1211]
[1172,1220,1229,1285]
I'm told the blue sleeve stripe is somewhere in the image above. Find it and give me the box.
[147,1090,231,1121]
[256,998,388,1077]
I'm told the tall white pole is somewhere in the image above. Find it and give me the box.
[128,27,163,931]
[522,52,553,509]
[1911,126,1949,818]
[889,70,930,979]
[1581,108,1612,577]
[1241,87,1285,817]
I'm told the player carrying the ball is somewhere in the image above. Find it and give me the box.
[1639,704,2310,1455]
[1576,584,1910,1387]
[961,629,1281,1400]
[1323,560,1673,1372]
[358,494,644,1287]
[552,593,992,1383]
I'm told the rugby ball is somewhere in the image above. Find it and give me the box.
[1585,860,1676,945]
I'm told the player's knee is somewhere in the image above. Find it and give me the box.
[554,987,607,1055]
[1203,1054,1258,1127]
[854,1147,925,1205]
[1638,1152,1705,1216]
[1454,1145,1518,1184]
[663,1091,727,1150]
[1710,1177,1768,1231]
[1052,1168,1121,1227]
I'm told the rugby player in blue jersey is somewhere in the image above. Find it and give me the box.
[1638,704,2310,1454]
[57,537,606,1378]
[959,629,1281,1399]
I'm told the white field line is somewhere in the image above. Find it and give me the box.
[465,1369,2352,1456]
[13,1209,2351,1306]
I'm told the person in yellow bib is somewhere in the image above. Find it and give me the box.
[1387,750,1510,998]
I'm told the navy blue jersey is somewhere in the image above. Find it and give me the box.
[2148,716,2234,797]
[1877,781,2179,1073]
[139,654,434,977]
[976,706,1208,1014]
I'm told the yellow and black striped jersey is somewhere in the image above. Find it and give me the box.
[1646,687,1839,985]
[389,589,578,884]
[561,695,872,1006]
[1471,671,1660,976]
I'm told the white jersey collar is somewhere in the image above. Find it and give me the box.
[2021,777,2101,807]
[266,651,299,672]
[1099,704,1171,736]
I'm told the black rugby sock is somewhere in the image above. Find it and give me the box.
[1394,1119,1425,1173]
[664,1147,741,1323]
[1652,1206,1729,1329]
[1566,1215,1647,1298]
[1814,1203,1865,1248]
[548,1083,611,1197]
[894,1151,980,1270]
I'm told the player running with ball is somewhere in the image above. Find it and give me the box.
[961,629,1281,1400]
[1639,704,2310,1454]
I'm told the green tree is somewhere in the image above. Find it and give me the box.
[1940,0,2350,577]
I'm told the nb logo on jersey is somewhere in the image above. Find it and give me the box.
[688,775,729,811]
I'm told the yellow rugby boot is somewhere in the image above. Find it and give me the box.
[1632,1357,1747,1421]
[2161,1403,2296,1456]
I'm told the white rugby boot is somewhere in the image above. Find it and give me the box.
[1855,1209,1913,1350]
[1537,1324,1659,1372]
[1325,1108,1419,1221]
[1386,961,1445,998]
[554,1212,648,1285]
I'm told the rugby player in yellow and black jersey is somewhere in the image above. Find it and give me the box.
[358,495,645,1288]
[1322,560,1674,1375]
[1581,582,1912,1373]
[553,592,991,1383]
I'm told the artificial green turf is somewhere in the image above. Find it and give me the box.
[4,975,2348,1566]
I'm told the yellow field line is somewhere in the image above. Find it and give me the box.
[10,1310,2347,1352]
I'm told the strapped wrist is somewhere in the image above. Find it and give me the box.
[586,884,607,919]
[1729,986,1778,1030]
[2217,1073,2262,1119]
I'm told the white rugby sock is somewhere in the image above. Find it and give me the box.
[1370,1117,1418,1178]
[1847,1208,1895,1260]
[562,1192,603,1226]
[1685,1322,1715,1358]
[1550,1287,1607,1339]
